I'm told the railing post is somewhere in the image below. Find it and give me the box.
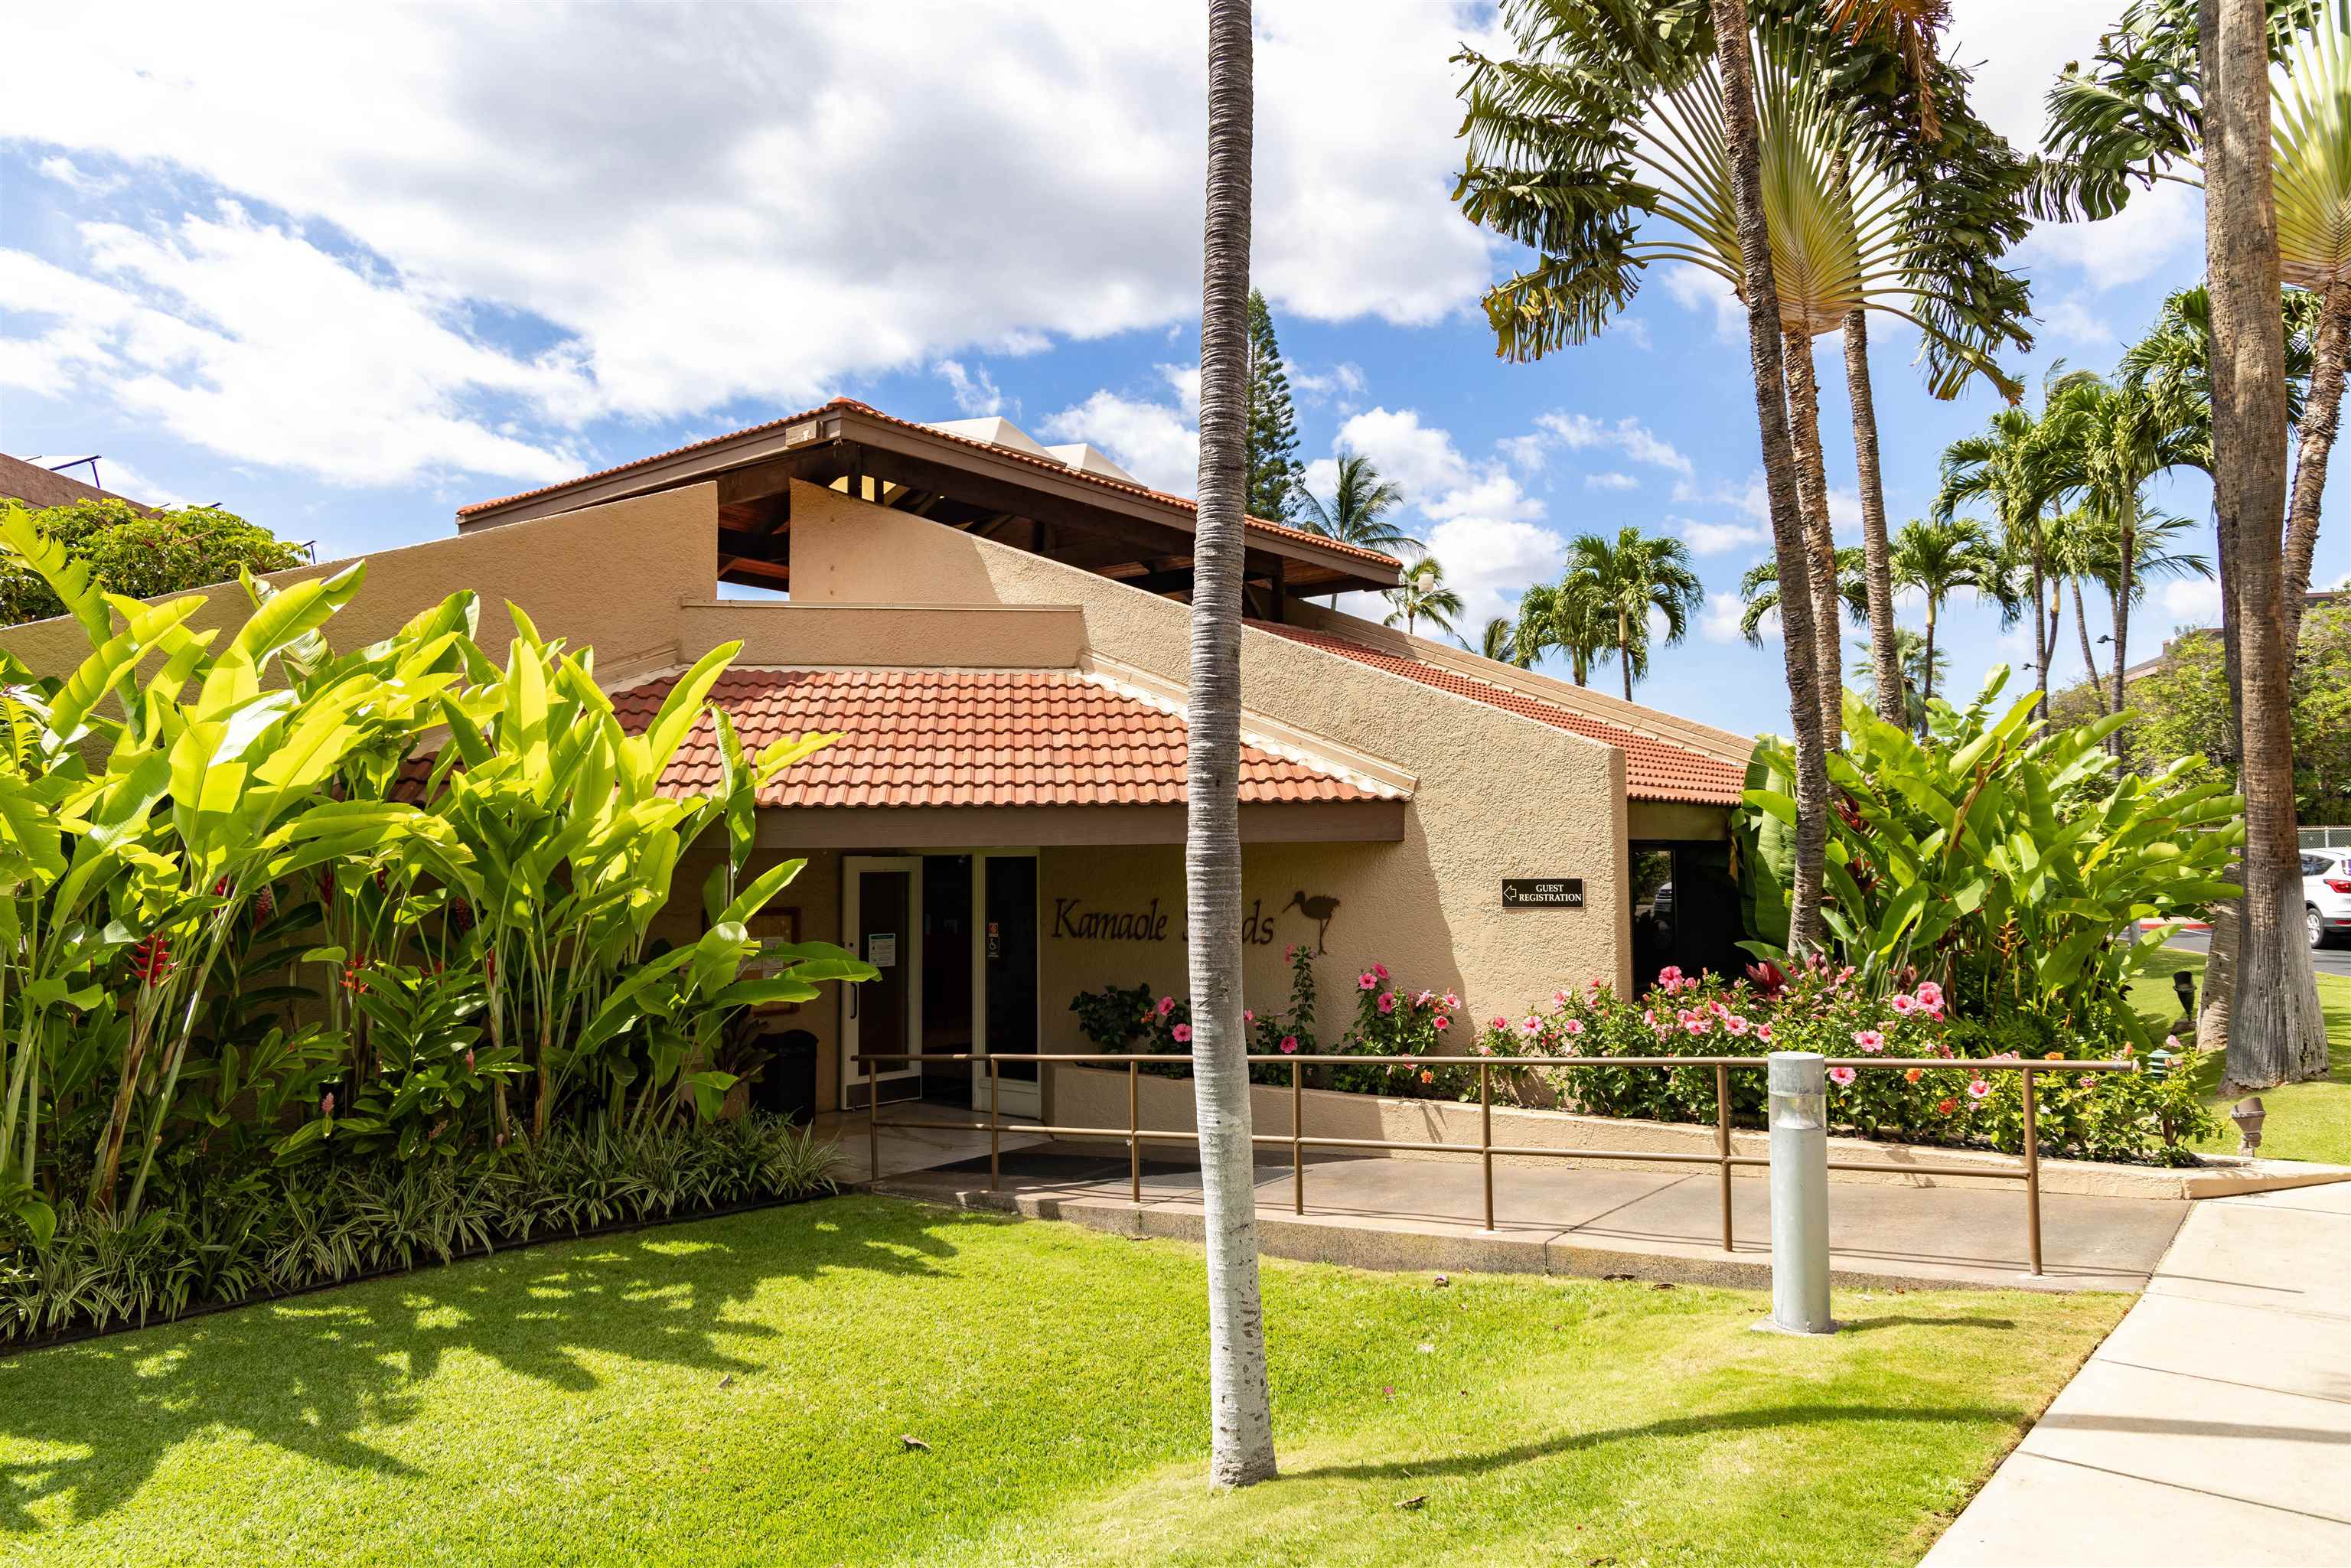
[1291,1058,1304,1215]
[865,1052,879,1187]
[1766,1051,1834,1335]
[989,1057,1001,1192]
[1128,1059,1141,1205]
[1715,1061,1733,1253]
[1479,1059,1495,1234]
[2020,1068,2043,1276]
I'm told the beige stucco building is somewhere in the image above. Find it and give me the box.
[5,399,1753,1121]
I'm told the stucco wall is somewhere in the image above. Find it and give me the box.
[3,484,719,684]
[787,480,1635,1035]
[673,601,1087,670]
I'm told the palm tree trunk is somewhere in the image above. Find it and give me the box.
[2283,274,2351,651]
[1619,609,1632,702]
[1186,0,1277,1489]
[1782,324,1843,749]
[2072,582,2107,712]
[2205,0,2329,1087]
[1842,312,1903,728]
[1922,598,1938,709]
[2109,510,2134,755]
[2030,553,2050,720]
[1712,0,1828,954]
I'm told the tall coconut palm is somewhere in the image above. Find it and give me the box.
[2040,0,2351,652]
[1293,451,1419,558]
[1850,625,1943,732]
[1935,369,2085,716]
[1478,616,1524,664]
[1186,0,1277,1486]
[1737,546,1870,647]
[1562,526,1704,703]
[1513,577,1609,684]
[1889,517,1999,707]
[2203,0,2331,1084]
[1384,556,1465,640]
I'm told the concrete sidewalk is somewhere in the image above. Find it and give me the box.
[1922,1181,2351,1566]
[880,1142,2192,1293]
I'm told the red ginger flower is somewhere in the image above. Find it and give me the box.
[130,934,174,985]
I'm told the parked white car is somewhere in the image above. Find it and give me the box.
[2307,849,2351,950]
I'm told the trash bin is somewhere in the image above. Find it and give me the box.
[752,1030,820,1123]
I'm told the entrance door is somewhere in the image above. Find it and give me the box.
[973,851,1042,1119]
[843,856,923,1108]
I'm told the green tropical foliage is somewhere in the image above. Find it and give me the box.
[0,500,311,628]
[1559,526,1703,700]
[1292,451,1418,556]
[1383,555,1466,638]
[1736,670,2243,1044]
[0,502,869,1252]
[1739,546,1870,647]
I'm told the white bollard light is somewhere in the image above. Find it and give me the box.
[1765,1050,1835,1335]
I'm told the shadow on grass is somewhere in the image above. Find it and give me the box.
[0,1195,993,1531]
[1837,1315,2019,1333]
[1287,1402,2023,1483]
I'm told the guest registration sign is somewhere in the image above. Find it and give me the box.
[1502,878,1584,909]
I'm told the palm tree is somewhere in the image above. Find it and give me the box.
[1889,517,1999,708]
[2209,0,2328,1084]
[1936,369,2085,717]
[1185,0,1277,1487]
[1293,451,1419,558]
[1477,616,1521,664]
[2040,0,2351,653]
[1736,546,1870,647]
[1513,577,1609,684]
[1562,526,1703,703]
[1850,626,1942,733]
[1384,556,1465,640]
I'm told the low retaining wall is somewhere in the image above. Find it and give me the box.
[1043,1064,2349,1201]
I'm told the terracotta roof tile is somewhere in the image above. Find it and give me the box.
[1247,622,1746,807]
[610,667,1394,809]
[455,397,1400,570]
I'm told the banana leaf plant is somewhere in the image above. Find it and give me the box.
[1737,667,2242,1042]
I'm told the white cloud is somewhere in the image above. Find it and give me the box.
[2,207,585,487]
[1521,410,1694,480]
[1703,593,1759,645]
[1420,513,1568,634]
[2160,576,2223,627]
[933,359,1003,417]
[1332,406,1474,503]
[2042,294,2117,347]
[1036,387,1198,495]
[1679,518,1767,556]
[1661,262,1748,341]
[1291,360,1368,404]
[1584,471,1639,491]
[36,155,123,197]
[0,2,1501,487]
[2014,180,2203,293]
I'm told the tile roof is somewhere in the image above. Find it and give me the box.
[455,397,1401,570]
[613,667,1395,808]
[1247,622,1746,807]
[0,455,152,513]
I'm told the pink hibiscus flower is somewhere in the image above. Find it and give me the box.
[1156,996,1176,1017]
[1377,992,1397,1015]
[1682,1018,1710,1035]
[1433,1015,1451,1032]
[1243,1009,1256,1024]
[1757,1023,1774,1043]
[1280,1035,1299,1054]
[1554,987,1570,1004]
[1374,962,1391,980]
[1442,991,1460,1009]
[1520,1015,1541,1036]
[1828,1065,1856,1087]
[1724,1014,1750,1036]
[1853,1028,1886,1053]
[1359,972,1379,991]
[1563,1018,1586,1036]
[1890,994,1919,1015]
[1171,1023,1192,1044]
[1914,980,1943,1009]
[1966,1077,1991,1100]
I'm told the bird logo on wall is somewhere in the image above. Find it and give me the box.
[1282,891,1341,955]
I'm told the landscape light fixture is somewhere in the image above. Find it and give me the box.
[2229,1097,2266,1156]
[2146,1045,2173,1080]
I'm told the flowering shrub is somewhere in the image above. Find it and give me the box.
[1068,944,1320,1084]
[1475,960,2216,1164]
[1322,965,1469,1097]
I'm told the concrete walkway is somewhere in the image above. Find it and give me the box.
[810,1107,1051,1185]
[879,1143,2190,1293]
[1923,1181,2351,1566]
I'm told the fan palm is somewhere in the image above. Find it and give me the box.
[1889,517,1999,706]
[1736,546,1870,647]
[1561,526,1703,702]
[1384,556,1466,640]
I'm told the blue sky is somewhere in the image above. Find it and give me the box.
[4,2,2344,738]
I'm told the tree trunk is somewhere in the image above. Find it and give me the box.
[1843,311,1903,727]
[1713,0,1828,954]
[1187,0,1277,1489]
[2109,510,2134,756]
[2198,869,2240,1058]
[1619,610,1633,702]
[2072,582,2107,712]
[2284,274,2351,650]
[1922,599,1938,709]
[1782,324,1843,750]
[2045,581,2063,708]
[2206,0,2330,1087]
[2030,553,2050,720]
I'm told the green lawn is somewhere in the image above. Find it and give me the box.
[2128,947,2351,1166]
[0,1196,2124,1567]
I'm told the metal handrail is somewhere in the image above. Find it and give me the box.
[854,1050,2141,1276]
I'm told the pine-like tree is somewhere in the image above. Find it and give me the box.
[1244,288,1303,520]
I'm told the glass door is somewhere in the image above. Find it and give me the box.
[972,850,1042,1119]
[842,856,923,1108]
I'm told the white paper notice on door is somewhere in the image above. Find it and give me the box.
[868,934,898,968]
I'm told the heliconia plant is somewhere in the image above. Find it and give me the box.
[1736,668,2242,1045]
[0,500,871,1240]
